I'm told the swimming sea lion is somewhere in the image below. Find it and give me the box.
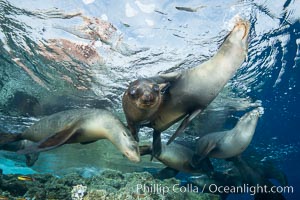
[192,108,261,167]
[189,156,287,199]
[231,155,288,187]
[122,78,169,141]
[124,18,250,156]
[0,108,140,162]
[0,140,39,166]
[229,156,286,200]
[140,143,213,179]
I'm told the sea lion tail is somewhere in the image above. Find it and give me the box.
[139,145,152,156]
[0,132,22,145]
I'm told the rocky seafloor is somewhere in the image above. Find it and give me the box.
[0,169,220,200]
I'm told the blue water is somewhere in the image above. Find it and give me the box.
[259,22,300,199]
[0,0,299,199]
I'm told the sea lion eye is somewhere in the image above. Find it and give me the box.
[122,131,128,137]
[152,84,160,92]
[129,87,137,96]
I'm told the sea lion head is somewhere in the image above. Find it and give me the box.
[107,115,140,162]
[227,18,250,51]
[118,127,140,162]
[126,79,168,110]
[237,107,262,130]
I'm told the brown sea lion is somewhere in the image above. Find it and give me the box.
[123,18,250,157]
[0,108,140,162]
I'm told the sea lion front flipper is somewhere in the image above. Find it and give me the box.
[18,120,82,154]
[151,130,162,160]
[154,167,179,180]
[167,108,202,145]
[127,122,140,142]
[80,140,97,145]
[158,72,181,82]
[150,71,181,84]
[201,140,216,157]
[159,82,171,94]
[191,141,216,168]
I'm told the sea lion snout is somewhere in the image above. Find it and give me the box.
[230,19,250,43]
[241,107,262,121]
[123,141,140,162]
[119,130,141,162]
[137,91,159,109]
[140,92,155,103]
[235,22,249,40]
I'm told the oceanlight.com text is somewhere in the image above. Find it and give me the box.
[136,183,294,196]
[206,183,293,196]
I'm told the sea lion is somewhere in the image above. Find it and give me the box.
[229,156,286,200]
[0,140,39,167]
[122,78,169,141]
[0,108,140,162]
[189,156,287,199]
[140,143,213,179]
[192,108,261,167]
[123,18,250,156]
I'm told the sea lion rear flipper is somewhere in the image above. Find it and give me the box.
[154,167,179,180]
[127,122,140,142]
[18,120,82,154]
[167,108,202,145]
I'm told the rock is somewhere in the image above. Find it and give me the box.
[0,170,220,200]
